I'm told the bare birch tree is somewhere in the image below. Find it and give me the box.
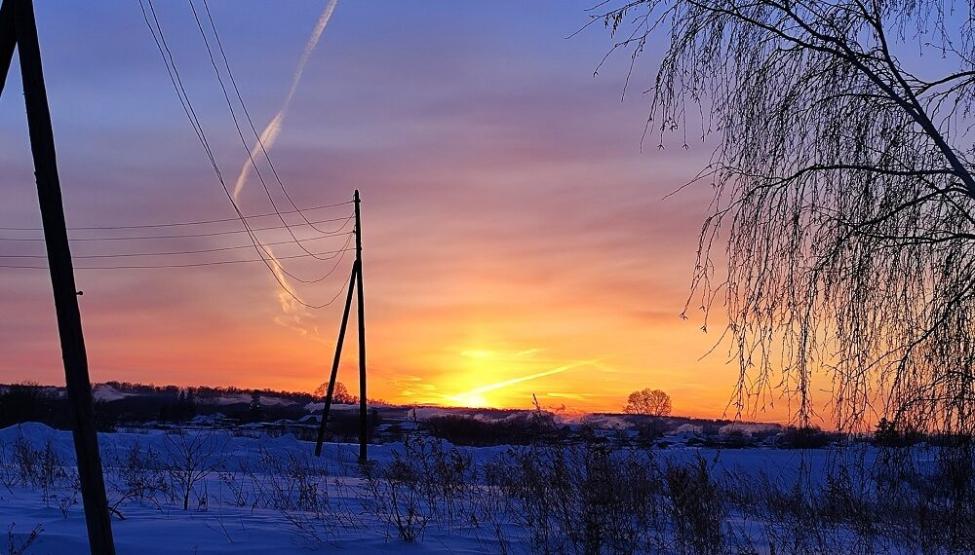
[599,0,975,432]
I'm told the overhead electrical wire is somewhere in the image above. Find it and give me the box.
[198,0,335,236]
[0,214,354,243]
[1,234,354,288]
[186,0,339,263]
[0,247,354,270]
[0,232,354,260]
[0,201,351,232]
[0,1,354,310]
[137,0,349,307]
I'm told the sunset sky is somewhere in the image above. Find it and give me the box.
[0,1,792,421]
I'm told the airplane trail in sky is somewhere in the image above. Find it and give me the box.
[450,361,595,405]
[232,0,339,202]
[225,0,337,324]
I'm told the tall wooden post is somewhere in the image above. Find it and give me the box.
[0,1,115,553]
[314,261,357,457]
[314,191,368,461]
[0,1,14,91]
[354,189,368,463]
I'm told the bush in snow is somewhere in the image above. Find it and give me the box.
[424,413,560,446]
[487,444,666,554]
[107,442,168,512]
[664,455,723,554]
[162,431,226,510]
[363,452,431,542]
[776,426,833,449]
[12,437,65,504]
[5,523,42,555]
[256,446,329,513]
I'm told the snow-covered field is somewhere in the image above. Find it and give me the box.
[0,423,951,554]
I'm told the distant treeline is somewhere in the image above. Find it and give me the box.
[0,381,318,431]
[99,381,318,403]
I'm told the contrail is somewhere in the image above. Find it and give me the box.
[225,0,337,323]
[454,361,594,398]
[232,0,339,201]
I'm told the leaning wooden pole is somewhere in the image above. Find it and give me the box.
[0,1,14,91]
[354,189,368,463]
[2,1,115,553]
[314,261,358,457]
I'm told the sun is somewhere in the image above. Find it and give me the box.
[445,347,499,407]
[448,391,490,408]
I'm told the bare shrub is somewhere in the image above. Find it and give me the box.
[818,463,878,551]
[0,441,17,492]
[471,482,514,555]
[5,524,41,555]
[108,442,168,511]
[424,413,560,446]
[718,447,975,554]
[488,444,665,554]
[11,438,36,486]
[251,446,359,547]
[57,472,80,520]
[162,431,226,510]
[12,438,64,504]
[400,435,475,525]
[35,442,63,504]
[256,447,329,513]
[728,473,833,554]
[364,452,431,543]
[484,447,558,551]
[216,464,253,509]
[776,427,833,449]
[920,446,975,551]
[360,434,482,545]
[664,456,723,554]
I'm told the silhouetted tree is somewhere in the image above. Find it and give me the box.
[163,431,225,510]
[0,382,49,427]
[161,389,197,422]
[248,391,264,421]
[313,381,356,404]
[624,388,672,416]
[601,0,975,434]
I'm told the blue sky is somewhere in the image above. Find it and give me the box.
[0,1,734,416]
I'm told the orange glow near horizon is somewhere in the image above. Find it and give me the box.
[0,2,817,426]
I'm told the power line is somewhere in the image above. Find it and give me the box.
[144,0,350,289]
[0,214,353,243]
[139,0,349,306]
[1,239,356,303]
[197,0,334,236]
[0,232,353,259]
[187,0,337,263]
[140,0,296,282]
[0,201,352,232]
[0,247,355,270]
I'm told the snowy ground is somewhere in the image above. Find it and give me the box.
[0,423,936,554]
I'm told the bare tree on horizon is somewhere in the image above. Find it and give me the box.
[600,0,975,433]
[624,388,673,416]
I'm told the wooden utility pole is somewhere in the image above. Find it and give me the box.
[354,189,368,463]
[314,190,369,463]
[0,1,115,553]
